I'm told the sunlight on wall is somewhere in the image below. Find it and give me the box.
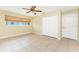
[0,10,33,39]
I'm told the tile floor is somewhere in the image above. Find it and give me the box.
[0,34,79,52]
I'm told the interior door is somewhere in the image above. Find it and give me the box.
[42,16,58,38]
[62,12,77,40]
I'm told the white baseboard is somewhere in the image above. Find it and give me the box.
[38,33,61,40]
[58,38,62,40]
[62,37,77,40]
[0,32,31,39]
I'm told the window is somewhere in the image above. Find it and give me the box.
[5,15,31,26]
[6,21,31,26]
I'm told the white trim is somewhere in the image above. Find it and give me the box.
[0,32,31,39]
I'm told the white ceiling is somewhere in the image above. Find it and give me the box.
[0,6,78,16]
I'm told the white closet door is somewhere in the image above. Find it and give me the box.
[42,16,58,38]
[62,12,77,40]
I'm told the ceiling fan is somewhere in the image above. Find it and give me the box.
[22,6,42,15]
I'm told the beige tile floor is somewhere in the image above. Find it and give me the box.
[0,33,79,52]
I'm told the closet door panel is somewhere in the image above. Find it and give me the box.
[42,16,58,38]
[62,12,77,40]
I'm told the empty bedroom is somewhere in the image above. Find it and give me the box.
[0,6,79,52]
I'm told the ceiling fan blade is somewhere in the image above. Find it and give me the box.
[35,10,42,12]
[26,11,31,13]
[22,8,30,10]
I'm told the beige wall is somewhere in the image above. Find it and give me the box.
[0,10,33,39]
[32,8,79,40]
[1,7,78,40]
[32,11,60,35]
[32,16,43,34]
